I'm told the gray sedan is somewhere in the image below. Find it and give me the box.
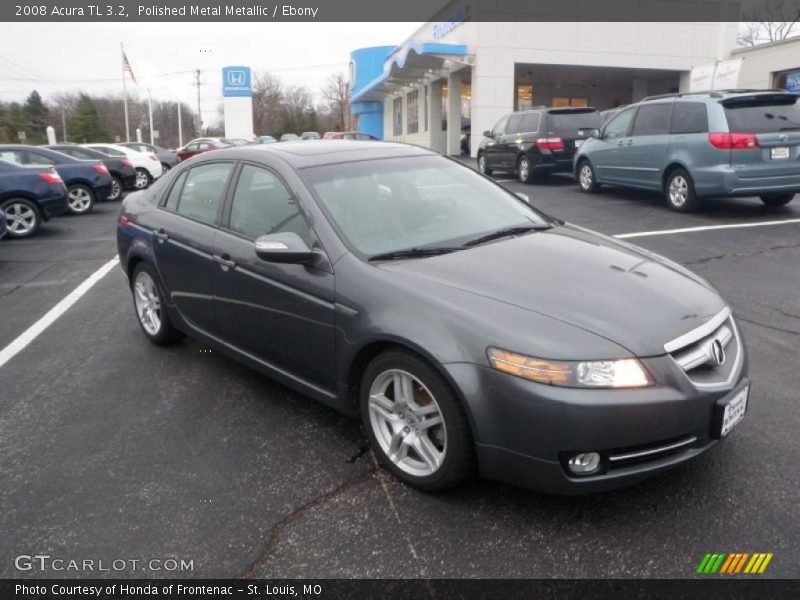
[116,141,749,494]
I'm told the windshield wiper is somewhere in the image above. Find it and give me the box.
[368,246,462,262]
[463,224,551,247]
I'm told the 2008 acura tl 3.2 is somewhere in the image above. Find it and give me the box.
[117,141,749,494]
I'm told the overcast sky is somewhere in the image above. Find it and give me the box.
[0,22,421,125]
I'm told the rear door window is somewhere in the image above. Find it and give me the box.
[518,113,541,133]
[175,162,234,226]
[723,97,800,133]
[27,152,55,165]
[671,103,709,134]
[631,104,672,136]
[506,114,523,135]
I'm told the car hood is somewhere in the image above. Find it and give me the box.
[378,224,726,357]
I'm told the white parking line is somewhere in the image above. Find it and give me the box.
[615,218,800,239]
[0,257,119,370]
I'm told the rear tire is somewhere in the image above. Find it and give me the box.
[477,153,493,176]
[360,349,475,492]
[665,168,700,212]
[518,156,533,184]
[1,198,42,239]
[134,168,152,190]
[130,262,183,346]
[577,160,601,193]
[759,193,794,207]
[107,176,123,201]
[66,184,95,215]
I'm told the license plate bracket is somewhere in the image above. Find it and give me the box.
[771,146,790,160]
[712,385,749,439]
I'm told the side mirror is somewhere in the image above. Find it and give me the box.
[254,232,313,264]
[515,192,531,203]
[483,130,493,138]
[589,128,601,139]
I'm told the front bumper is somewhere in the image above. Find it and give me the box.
[444,355,749,495]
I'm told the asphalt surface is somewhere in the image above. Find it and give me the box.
[1,167,799,579]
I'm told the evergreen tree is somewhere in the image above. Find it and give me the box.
[1,102,28,144]
[68,94,109,143]
[23,90,49,144]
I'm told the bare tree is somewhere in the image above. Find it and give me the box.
[251,71,284,136]
[321,72,351,132]
[738,0,800,45]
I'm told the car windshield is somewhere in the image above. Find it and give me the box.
[304,155,551,258]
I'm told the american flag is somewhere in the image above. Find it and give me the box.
[122,51,137,85]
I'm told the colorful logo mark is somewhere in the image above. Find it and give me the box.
[697,552,773,574]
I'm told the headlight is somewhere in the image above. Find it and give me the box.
[487,347,654,389]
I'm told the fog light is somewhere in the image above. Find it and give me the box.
[567,452,601,475]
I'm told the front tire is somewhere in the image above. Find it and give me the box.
[759,193,794,207]
[134,168,152,190]
[518,156,533,184]
[477,153,493,176]
[361,349,475,492]
[107,176,123,201]
[160,162,171,173]
[577,160,601,193]
[66,184,95,215]
[665,168,700,212]
[2,198,42,238]
[131,262,183,345]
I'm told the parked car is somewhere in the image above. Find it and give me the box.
[574,90,800,211]
[280,133,300,142]
[120,142,180,173]
[175,138,232,162]
[257,136,277,144]
[600,106,625,123]
[478,106,603,183]
[0,145,112,215]
[322,131,379,140]
[83,143,163,190]
[0,159,68,238]
[301,131,320,140]
[227,139,252,147]
[0,206,6,240]
[45,144,136,201]
[117,141,749,495]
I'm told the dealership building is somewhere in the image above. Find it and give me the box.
[349,7,800,157]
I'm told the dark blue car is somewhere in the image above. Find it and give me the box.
[0,159,69,238]
[0,145,112,215]
[0,206,6,240]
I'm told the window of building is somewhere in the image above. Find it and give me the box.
[553,97,589,108]
[517,84,534,111]
[671,103,708,134]
[393,96,403,136]
[775,69,800,93]
[175,162,234,226]
[441,85,448,130]
[407,89,419,135]
[631,103,672,136]
[228,165,311,242]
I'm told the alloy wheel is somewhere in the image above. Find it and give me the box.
[519,158,530,182]
[5,202,37,235]
[68,187,92,213]
[580,164,593,190]
[108,178,121,201]
[134,271,162,336]
[368,369,446,477]
[478,155,487,173]
[669,175,688,207]
[134,170,150,189]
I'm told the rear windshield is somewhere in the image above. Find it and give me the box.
[723,97,800,133]
[546,110,602,133]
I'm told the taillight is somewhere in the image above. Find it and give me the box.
[536,137,565,151]
[92,163,108,174]
[149,154,158,161]
[118,214,132,228]
[39,171,62,185]
[708,132,760,150]
[121,159,133,168]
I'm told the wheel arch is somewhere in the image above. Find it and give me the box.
[662,161,692,191]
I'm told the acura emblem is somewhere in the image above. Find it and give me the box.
[779,134,788,142]
[711,339,726,366]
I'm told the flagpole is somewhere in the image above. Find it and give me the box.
[121,42,130,142]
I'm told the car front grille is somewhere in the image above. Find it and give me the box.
[664,307,743,389]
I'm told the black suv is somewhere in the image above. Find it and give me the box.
[477,107,603,183]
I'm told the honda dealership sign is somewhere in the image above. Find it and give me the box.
[222,66,252,97]
[689,59,742,92]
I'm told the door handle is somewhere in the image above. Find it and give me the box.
[153,228,168,243]
[213,253,236,271]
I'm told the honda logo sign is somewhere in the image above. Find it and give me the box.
[222,66,252,98]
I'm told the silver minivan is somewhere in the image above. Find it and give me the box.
[574,90,800,211]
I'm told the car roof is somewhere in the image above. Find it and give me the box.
[191,140,434,169]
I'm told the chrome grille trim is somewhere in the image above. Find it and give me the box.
[671,324,733,371]
[664,307,731,353]
[609,436,697,463]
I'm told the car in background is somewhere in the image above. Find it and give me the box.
[120,142,180,173]
[227,139,252,147]
[478,106,603,183]
[280,133,300,142]
[117,141,749,495]
[600,106,625,123]
[0,145,111,215]
[0,159,68,238]
[84,143,164,190]
[256,136,277,144]
[301,131,320,140]
[175,138,232,162]
[322,131,379,140]
[45,144,136,201]
[574,90,800,211]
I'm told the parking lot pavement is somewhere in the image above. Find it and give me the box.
[1,179,799,579]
